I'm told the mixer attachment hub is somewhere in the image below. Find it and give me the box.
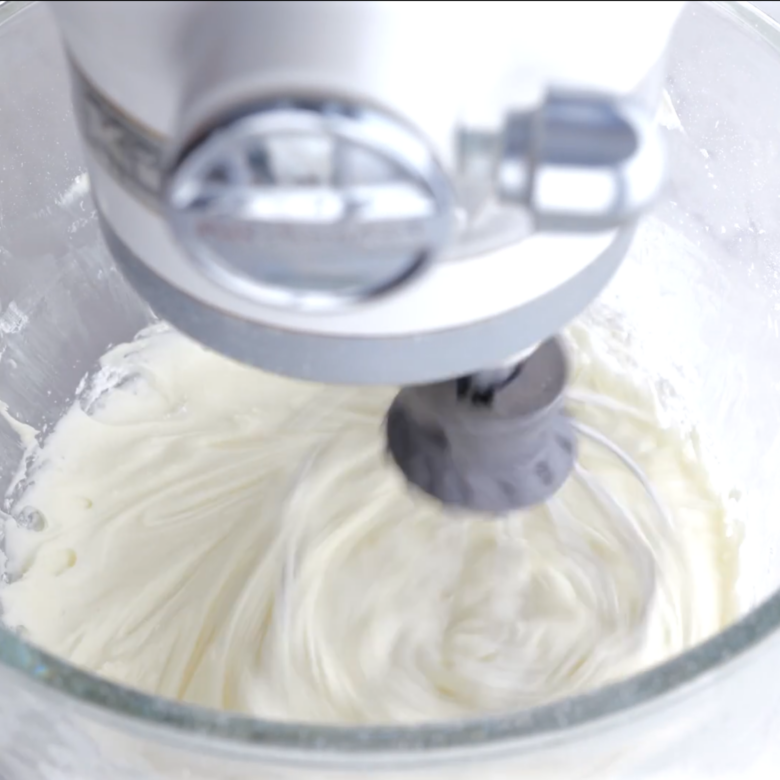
[386,338,576,513]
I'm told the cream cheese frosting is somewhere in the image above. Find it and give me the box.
[0,324,738,723]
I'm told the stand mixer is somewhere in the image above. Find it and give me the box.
[10,1,780,778]
[49,0,685,512]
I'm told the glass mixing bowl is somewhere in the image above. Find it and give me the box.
[2,1,780,777]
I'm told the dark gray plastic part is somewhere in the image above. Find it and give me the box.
[386,338,576,513]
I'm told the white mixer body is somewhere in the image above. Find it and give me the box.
[49,0,686,384]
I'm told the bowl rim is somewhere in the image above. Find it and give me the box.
[0,0,778,767]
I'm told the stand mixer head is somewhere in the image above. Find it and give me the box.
[48,0,686,511]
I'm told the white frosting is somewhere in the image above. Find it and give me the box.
[0,325,738,724]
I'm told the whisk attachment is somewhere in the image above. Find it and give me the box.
[386,339,675,540]
[386,338,577,513]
